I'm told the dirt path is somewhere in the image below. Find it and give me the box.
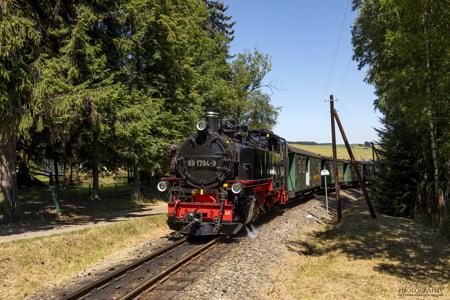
[0,204,167,244]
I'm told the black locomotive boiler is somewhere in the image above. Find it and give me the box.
[157,107,289,235]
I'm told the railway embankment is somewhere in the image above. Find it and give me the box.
[169,189,449,300]
[266,195,450,299]
[0,213,170,300]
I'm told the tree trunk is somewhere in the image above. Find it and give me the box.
[69,163,74,186]
[91,131,100,200]
[63,161,67,187]
[92,161,99,200]
[438,189,445,227]
[428,118,442,225]
[423,8,444,227]
[0,134,18,221]
[134,164,141,195]
[16,151,33,187]
[54,158,59,187]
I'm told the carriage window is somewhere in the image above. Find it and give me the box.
[297,157,306,174]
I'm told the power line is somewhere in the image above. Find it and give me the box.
[323,0,350,98]
[336,55,352,95]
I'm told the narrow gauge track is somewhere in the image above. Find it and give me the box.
[62,236,222,300]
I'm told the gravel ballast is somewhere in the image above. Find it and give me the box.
[178,191,357,300]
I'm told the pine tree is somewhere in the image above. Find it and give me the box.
[0,1,41,218]
[352,0,449,232]
[34,3,124,200]
[204,0,235,41]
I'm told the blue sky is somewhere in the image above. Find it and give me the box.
[224,0,382,143]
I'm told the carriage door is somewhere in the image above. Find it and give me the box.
[305,158,310,186]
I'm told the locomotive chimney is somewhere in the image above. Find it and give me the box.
[204,106,220,133]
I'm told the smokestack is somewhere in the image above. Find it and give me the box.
[204,106,220,133]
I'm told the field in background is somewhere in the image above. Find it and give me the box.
[289,143,374,160]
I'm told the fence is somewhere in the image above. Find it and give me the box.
[14,180,162,215]
[64,181,159,200]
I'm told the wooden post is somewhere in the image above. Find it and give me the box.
[332,108,377,219]
[371,142,380,162]
[371,142,375,162]
[49,185,61,215]
[329,95,342,223]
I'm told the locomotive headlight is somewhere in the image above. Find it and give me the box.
[157,181,169,193]
[231,182,243,194]
[196,119,208,131]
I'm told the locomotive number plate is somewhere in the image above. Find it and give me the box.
[186,159,218,168]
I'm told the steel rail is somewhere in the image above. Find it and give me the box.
[119,236,222,300]
[61,237,188,300]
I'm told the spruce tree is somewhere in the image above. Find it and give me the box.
[352,0,449,232]
[0,1,41,218]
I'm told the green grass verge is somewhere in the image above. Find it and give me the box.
[0,214,169,300]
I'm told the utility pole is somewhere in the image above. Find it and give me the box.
[332,108,377,219]
[329,95,341,223]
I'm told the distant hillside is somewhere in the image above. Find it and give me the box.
[289,143,373,161]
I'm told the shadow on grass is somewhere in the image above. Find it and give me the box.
[289,202,450,284]
[0,184,163,237]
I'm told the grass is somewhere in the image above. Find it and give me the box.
[289,143,374,160]
[1,183,164,225]
[0,214,170,300]
[267,201,450,299]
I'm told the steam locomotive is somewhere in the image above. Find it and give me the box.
[157,107,373,236]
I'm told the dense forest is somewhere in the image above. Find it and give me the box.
[0,0,279,218]
[352,0,449,235]
[1,0,448,238]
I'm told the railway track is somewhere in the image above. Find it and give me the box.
[61,236,222,300]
